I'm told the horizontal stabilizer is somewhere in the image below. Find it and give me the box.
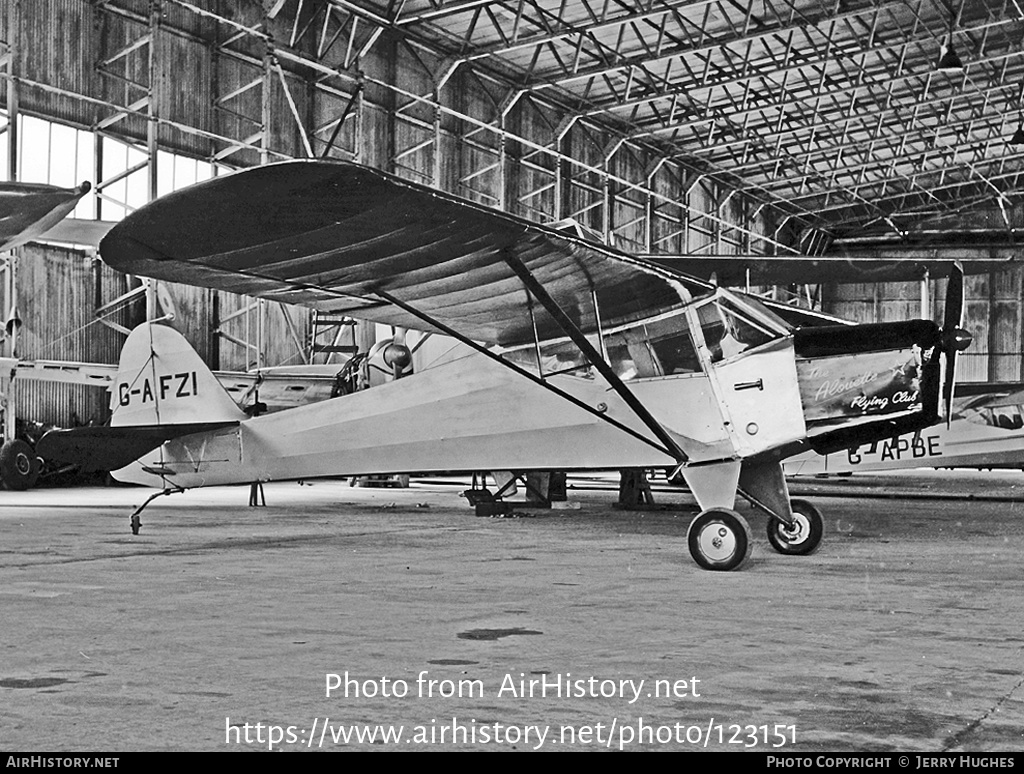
[37,422,237,472]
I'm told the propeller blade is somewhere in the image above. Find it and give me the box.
[942,262,966,427]
[944,262,964,332]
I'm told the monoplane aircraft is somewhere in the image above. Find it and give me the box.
[38,161,972,571]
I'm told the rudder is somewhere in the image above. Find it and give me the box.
[112,322,246,427]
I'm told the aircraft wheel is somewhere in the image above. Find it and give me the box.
[687,508,752,571]
[766,498,823,556]
[0,439,41,491]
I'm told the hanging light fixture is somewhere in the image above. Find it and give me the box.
[1011,84,1024,145]
[937,40,963,70]
[937,2,964,71]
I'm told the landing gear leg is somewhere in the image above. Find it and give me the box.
[738,460,826,558]
[686,508,752,571]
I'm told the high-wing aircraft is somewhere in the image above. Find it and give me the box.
[38,160,972,571]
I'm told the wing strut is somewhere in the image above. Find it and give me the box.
[502,250,689,465]
[372,289,679,460]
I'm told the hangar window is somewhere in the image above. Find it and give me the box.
[0,110,227,223]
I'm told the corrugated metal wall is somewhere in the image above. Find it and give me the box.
[823,267,1024,383]
[4,249,314,430]
[7,0,776,235]
[6,244,135,428]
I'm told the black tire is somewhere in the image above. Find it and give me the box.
[766,498,824,556]
[0,439,41,491]
[687,508,752,571]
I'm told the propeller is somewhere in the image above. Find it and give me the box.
[940,262,973,426]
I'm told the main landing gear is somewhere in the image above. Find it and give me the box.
[765,498,823,556]
[686,499,824,571]
[686,508,752,571]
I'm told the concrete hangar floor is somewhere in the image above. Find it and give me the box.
[0,469,1021,752]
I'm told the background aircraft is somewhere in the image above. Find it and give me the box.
[0,180,93,490]
[0,181,91,253]
[39,160,971,572]
[785,381,1024,475]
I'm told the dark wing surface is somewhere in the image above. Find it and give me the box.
[0,181,91,251]
[644,254,1014,285]
[98,161,712,347]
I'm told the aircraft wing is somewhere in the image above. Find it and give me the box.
[98,161,713,348]
[0,181,91,251]
[643,254,1014,285]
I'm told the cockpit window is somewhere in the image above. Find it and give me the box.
[500,339,593,379]
[497,290,787,381]
[649,332,702,374]
[965,404,1024,430]
[696,298,779,362]
[638,312,701,375]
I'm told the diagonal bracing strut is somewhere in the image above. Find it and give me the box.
[371,288,680,461]
[501,249,689,465]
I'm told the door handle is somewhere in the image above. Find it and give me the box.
[734,379,764,391]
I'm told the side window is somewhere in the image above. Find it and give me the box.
[697,304,727,361]
[611,317,698,377]
[650,332,702,374]
[606,342,638,381]
[624,338,659,378]
[698,300,776,363]
[606,330,656,379]
[500,341,593,379]
[640,313,702,375]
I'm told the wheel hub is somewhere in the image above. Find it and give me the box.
[779,515,808,543]
[699,522,737,561]
[14,453,31,476]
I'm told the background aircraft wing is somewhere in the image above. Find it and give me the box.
[643,254,1014,285]
[0,181,91,251]
[99,161,713,347]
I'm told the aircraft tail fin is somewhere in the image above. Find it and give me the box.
[111,322,247,427]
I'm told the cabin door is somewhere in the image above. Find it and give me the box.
[689,297,806,457]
